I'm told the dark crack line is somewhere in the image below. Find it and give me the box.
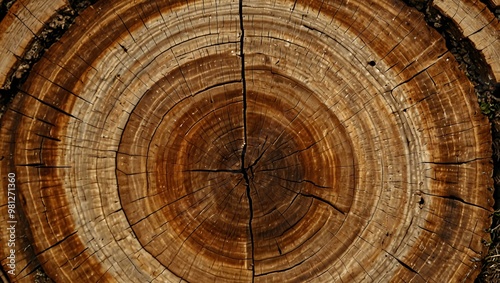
[299,192,345,215]
[254,219,326,277]
[391,254,422,278]
[18,89,81,121]
[239,1,248,159]
[35,230,78,257]
[244,172,255,281]
[272,179,345,215]
[262,173,331,189]
[262,135,326,166]
[421,191,490,211]
[130,178,226,229]
[421,157,488,165]
[247,135,269,170]
[184,169,241,173]
[255,257,309,277]
[238,1,255,281]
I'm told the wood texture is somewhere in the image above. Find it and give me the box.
[0,0,69,88]
[0,0,494,282]
[433,0,500,81]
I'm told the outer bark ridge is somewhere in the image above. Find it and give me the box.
[0,0,494,283]
[0,0,97,117]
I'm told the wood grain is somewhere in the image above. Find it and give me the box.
[0,0,494,282]
[0,0,69,88]
[433,0,500,81]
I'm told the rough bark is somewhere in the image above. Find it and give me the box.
[0,0,495,282]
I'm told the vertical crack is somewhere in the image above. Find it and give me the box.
[239,0,248,153]
[244,175,255,281]
[238,0,255,281]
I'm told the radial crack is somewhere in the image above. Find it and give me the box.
[273,180,345,215]
[263,173,331,189]
[421,191,490,211]
[390,254,423,280]
[299,193,346,215]
[238,1,255,281]
[184,169,241,173]
[244,173,255,281]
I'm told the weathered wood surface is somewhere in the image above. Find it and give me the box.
[0,0,69,89]
[0,0,494,282]
[486,0,500,8]
[433,0,500,81]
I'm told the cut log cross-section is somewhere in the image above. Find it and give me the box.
[0,0,494,282]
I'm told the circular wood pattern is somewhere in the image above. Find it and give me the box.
[0,0,494,282]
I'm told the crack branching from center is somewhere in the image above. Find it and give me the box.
[238,0,255,281]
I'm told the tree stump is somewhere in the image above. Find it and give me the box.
[0,0,495,282]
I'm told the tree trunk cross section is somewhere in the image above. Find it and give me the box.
[0,0,493,282]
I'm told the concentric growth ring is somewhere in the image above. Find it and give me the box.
[0,0,493,282]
